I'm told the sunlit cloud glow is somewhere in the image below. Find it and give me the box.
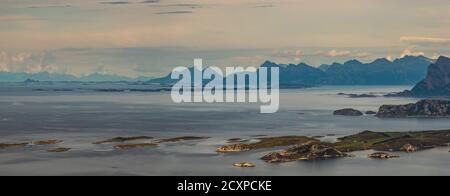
[400,36,450,45]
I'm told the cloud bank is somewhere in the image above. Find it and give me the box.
[400,49,425,58]
[401,36,450,46]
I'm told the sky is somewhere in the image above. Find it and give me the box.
[0,0,449,77]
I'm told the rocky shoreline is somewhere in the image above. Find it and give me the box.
[1,130,449,166]
[216,136,317,153]
[216,129,450,163]
[332,99,450,118]
[376,99,450,118]
[261,142,349,163]
[0,136,210,152]
[333,108,364,116]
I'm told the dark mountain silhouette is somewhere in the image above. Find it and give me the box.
[318,63,332,71]
[320,56,432,85]
[0,55,434,84]
[145,66,215,85]
[260,61,325,85]
[147,55,434,87]
[410,56,450,96]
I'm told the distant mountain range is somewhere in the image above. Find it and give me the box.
[0,72,152,82]
[0,55,438,85]
[0,72,76,82]
[147,55,435,86]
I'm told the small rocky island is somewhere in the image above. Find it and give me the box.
[233,162,256,168]
[94,136,210,150]
[337,93,377,98]
[368,152,399,159]
[217,136,317,153]
[333,108,364,116]
[376,99,450,118]
[0,136,210,152]
[331,130,450,152]
[365,111,377,115]
[261,142,348,163]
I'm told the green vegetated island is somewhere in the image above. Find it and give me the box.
[216,129,450,162]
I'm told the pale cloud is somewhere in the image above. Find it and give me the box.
[327,50,369,58]
[294,50,302,62]
[328,50,351,57]
[0,51,62,74]
[0,63,9,72]
[386,55,394,62]
[400,49,425,57]
[0,52,10,72]
[23,64,65,73]
[27,64,48,74]
[400,36,450,46]
[0,46,446,77]
[26,63,61,74]
[431,54,441,60]
[11,53,32,64]
[270,49,303,63]
[25,65,42,73]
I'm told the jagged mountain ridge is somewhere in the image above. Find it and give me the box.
[0,55,436,85]
[147,55,435,86]
[410,56,450,96]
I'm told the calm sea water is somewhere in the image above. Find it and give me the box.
[0,83,449,176]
